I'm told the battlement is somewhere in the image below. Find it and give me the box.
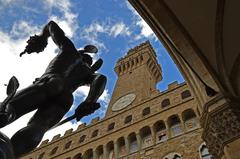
[114,41,162,83]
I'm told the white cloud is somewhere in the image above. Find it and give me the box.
[81,21,131,50]
[10,21,41,39]
[0,111,36,138]
[43,0,78,37]
[0,110,82,143]
[125,1,156,40]
[110,22,131,37]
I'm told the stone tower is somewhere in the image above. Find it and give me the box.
[106,41,162,117]
[21,42,213,159]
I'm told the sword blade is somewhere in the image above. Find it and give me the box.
[50,114,76,130]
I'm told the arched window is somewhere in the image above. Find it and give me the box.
[91,130,98,138]
[142,107,150,116]
[50,147,58,155]
[162,99,170,108]
[96,145,103,159]
[128,133,138,153]
[154,121,167,143]
[117,137,126,157]
[64,141,72,150]
[163,153,182,159]
[182,109,198,131]
[108,122,115,131]
[200,144,214,159]
[83,149,93,159]
[168,115,182,137]
[124,115,132,124]
[107,141,115,159]
[73,153,82,159]
[140,126,153,148]
[181,90,191,99]
[79,135,86,143]
[38,152,45,159]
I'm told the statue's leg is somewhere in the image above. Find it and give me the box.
[11,92,73,158]
[84,73,107,103]
[0,76,64,128]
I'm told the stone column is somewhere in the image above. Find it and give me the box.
[201,94,240,159]
[136,132,142,150]
[114,141,119,158]
[124,137,130,155]
[93,148,97,159]
[150,125,156,145]
[164,120,171,139]
[179,115,185,133]
[103,144,108,159]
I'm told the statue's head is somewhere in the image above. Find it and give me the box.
[78,45,98,54]
[78,45,97,66]
[82,54,93,66]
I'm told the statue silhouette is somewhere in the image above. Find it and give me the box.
[0,21,107,158]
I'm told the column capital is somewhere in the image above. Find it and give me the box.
[201,94,240,158]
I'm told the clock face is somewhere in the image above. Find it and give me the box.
[112,93,136,111]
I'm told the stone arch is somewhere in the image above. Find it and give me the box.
[199,143,213,159]
[153,120,167,142]
[117,137,127,157]
[106,141,115,159]
[140,126,153,148]
[96,145,103,159]
[167,115,182,137]
[162,152,182,159]
[73,153,82,159]
[82,149,93,159]
[127,132,138,153]
[161,99,170,108]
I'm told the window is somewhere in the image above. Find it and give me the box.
[73,153,82,159]
[117,137,126,157]
[140,126,153,148]
[163,153,182,159]
[108,122,115,131]
[182,109,198,131]
[38,152,45,159]
[91,130,98,138]
[173,154,181,159]
[168,115,182,137]
[142,107,150,116]
[83,149,93,159]
[200,144,214,159]
[181,90,191,99]
[154,121,167,142]
[124,115,132,124]
[64,141,72,149]
[128,133,138,153]
[50,147,58,155]
[162,99,170,108]
[79,135,86,143]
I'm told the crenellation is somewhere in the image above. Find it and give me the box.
[51,134,61,142]
[64,128,73,136]
[168,81,179,90]
[91,117,100,125]
[77,123,86,130]
[39,139,49,147]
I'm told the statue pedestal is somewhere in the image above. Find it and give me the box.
[0,132,15,159]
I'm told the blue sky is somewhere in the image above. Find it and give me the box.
[0,0,184,140]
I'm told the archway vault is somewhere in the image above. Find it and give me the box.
[128,0,240,159]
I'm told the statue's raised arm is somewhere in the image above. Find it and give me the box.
[20,21,76,57]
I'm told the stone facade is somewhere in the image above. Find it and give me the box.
[21,42,210,159]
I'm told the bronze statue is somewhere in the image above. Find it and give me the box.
[0,21,107,158]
